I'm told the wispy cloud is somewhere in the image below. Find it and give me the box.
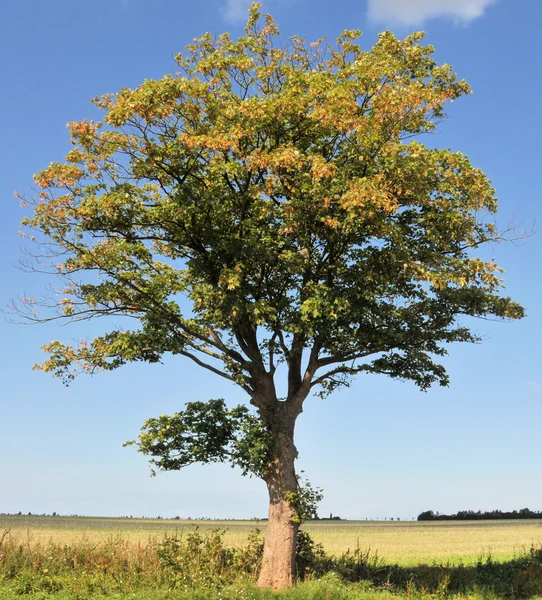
[367,0,496,26]
[527,381,542,392]
[222,0,254,24]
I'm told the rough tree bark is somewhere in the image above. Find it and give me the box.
[257,426,299,589]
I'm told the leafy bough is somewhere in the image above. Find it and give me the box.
[126,399,322,524]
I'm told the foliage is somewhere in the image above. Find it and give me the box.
[156,528,253,589]
[124,399,272,478]
[19,4,522,403]
[284,474,324,524]
[293,530,329,580]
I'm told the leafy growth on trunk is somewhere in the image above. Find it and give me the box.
[285,475,324,524]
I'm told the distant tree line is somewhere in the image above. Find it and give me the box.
[0,512,269,521]
[312,513,343,521]
[418,508,542,521]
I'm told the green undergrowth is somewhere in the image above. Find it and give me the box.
[1,527,542,599]
[0,576,510,600]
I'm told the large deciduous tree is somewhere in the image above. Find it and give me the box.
[19,4,523,589]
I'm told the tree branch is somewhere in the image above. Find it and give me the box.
[178,349,253,396]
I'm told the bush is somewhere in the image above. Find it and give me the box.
[157,528,239,589]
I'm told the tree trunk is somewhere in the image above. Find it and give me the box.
[257,426,299,590]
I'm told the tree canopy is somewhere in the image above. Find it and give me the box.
[21,6,522,400]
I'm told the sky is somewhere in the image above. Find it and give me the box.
[1,0,541,521]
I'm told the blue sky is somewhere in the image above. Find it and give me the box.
[1,0,541,521]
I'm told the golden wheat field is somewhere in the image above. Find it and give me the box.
[1,515,541,566]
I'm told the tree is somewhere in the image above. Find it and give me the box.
[18,4,524,589]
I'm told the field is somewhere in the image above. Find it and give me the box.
[2,515,542,565]
[2,515,542,599]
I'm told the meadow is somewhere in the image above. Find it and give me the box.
[1,515,541,565]
[2,515,542,599]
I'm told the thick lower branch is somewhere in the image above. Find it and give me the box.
[178,350,253,395]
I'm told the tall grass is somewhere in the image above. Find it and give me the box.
[1,527,542,598]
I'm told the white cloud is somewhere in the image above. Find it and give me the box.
[223,0,254,24]
[367,0,496,26]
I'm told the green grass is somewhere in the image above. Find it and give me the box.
[0,576,535,600]
[0,575,450,600]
